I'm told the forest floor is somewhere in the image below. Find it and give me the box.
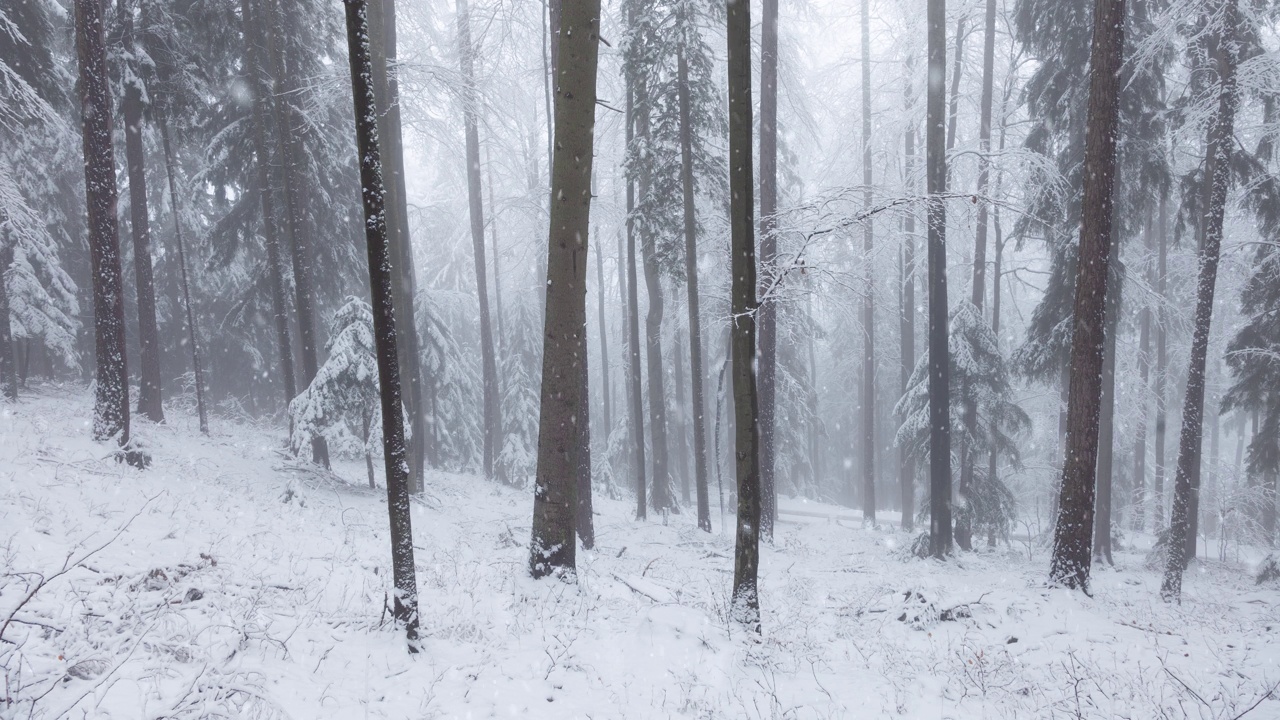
[3,384,1280,719]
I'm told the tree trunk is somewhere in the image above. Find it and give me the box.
[860,0,876,526]
[679,45,711,533]
[370,0,429,489]
[0,237,16,402]
[1092,250,1122,566]
[488,144,505,346]
[364,410,376,489]
[672,289,691,504]
[529,0,600,578]
[1153,193,1169,529]
[1048,0,1127,591]
[268,0,328,468]
[926,0,953,558]
[117,0,164,424]
[899,77,917,533]
[1162,0,1237,600]
[342,0,420,645]
[242,0,298,416]
[728,0,761,631]
[757,0,779,542]
[595,233,611,437]
[945,16,966,155]
[456,0,502,482]
[1132,212,1153,531]
[75,0,132,450]
[158,119,208,434]
[625,76,647,521]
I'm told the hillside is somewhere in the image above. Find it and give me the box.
[3,386,1278,719]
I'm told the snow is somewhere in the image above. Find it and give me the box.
[4,384,1280,718]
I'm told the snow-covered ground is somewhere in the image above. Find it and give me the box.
[3,384,1279,719]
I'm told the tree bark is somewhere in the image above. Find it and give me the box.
[596,230,611,434]
[75,0,132,449]
[0,237,16,402]
[1162,0,1237,600]
[757,0,779,542]
[1153,193,1169,529]
[1048,0,1127,591]
[370,0,429,488]
[1092,249,1122,566]
[679,44,711,533]
[529,0,601,578]
[728,0,762,630]
[268,0,328,468]
[1132,212,1153,531]
[860,0,876,525]
[158,119,208,434]
[672,289,691,503]
[625,75,647,521]
[455,0,502,482]
[945,16,966,155]
[117,0,164,424]
[899,74,917,532]
[926,0,953,558]
[242,0,298,416]
[342,0,419,644]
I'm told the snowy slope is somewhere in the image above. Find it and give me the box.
[3,384,1279,719]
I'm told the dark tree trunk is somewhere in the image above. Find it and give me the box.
[455,0,502,482]
[268,0,328,468]
[757,0,779,542]
[926,0,952,558]
[117,0,164,424]
[577,324,595,548]
[342,0,419,645]
[242,0,297,415]
[596,234,611,434]
[0,238,16,402]
[679,44,711,532]
[625,76,647,521]
[158,119,208,435]
[899,77,917,533]
[728,0,761,631]
[971,0,995,312]
[1048,0,1127,591]
[1132,213,1153,531]
[529,0,601,578]
[1093,250,1122,566]
[370,0,429,488]
[945,17,966,155]
[1163,0,1237,600]
[860,0,875,526]
[75,0,132,450]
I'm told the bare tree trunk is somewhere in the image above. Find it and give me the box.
[75,0,133,451]
[529,0,601,578]
[926,0,953,558]
[488,144,505,345]
[342,0,419,644]
[899,72,917,532]
[242,0,297,415]
[0,237,16,402]
[158,119,208,434]
[1163,0,1237,600]
[117,0,164,423]
[370,0,428,488]
[1048,0,1127,590]
[1132,212,1153,531]
[672,288,691,504]
[1093,246,1121,566]
[596,233,611,433]
[268,0,328,468]
[859,0,876,526]
[757,0,779,542]
[625,77,647,521]
[364,410,376,489]
[1153,193,1169,529]
[679,45,711,532]
[455,0,502,481]
[728,0,761,630]
[945,16,966,154]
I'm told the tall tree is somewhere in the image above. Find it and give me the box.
[267,0,329,468]
[242,0,297,416]
[727,0,761,631]
[529,0,602,579]
[899,68,917,532]
[926,0,952,558]
[1162,0,1239,600]
[1131,214,1154,530]
[75,0,132,451]
[1047,0,1127,591]
[678,43,712,533]
[596,238,612,435]
[1153,195,1169,527]
[369,0,429,488]
[116,0,164,423]
[341,0,419,644]
[0,234,15,401]
[859,0,875,525]
[757,0,779,541]
[455,0,502,482]
[625,71,647,520]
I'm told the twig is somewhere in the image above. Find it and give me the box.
[1229,678,1280,720]
[1164,668,1211,707]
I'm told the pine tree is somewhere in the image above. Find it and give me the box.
[340,0,419,645]
[529,0,602,579]
[727,0,761,632]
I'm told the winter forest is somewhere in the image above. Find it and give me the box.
[2,0,1280,714]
